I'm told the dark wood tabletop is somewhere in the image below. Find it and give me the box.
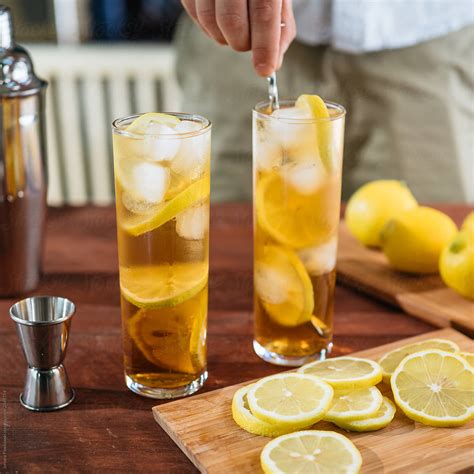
[2,203,463,473]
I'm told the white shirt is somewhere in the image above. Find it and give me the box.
[293,0,474,53]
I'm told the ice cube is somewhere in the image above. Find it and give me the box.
[254,264,288,305]
[121,192,158,214]
[144,123,181,162]
[176,203,209,240]
[253,125,283,171]
[282,159,327,195]
[298,238,338,276]
[175,120,202,134]
[269,107,317,152]
[171,121,209,179]
[129,162,170,204]
[271,107,312,121]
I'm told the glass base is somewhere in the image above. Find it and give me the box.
[253,340,333,367]
[125,371,208,399]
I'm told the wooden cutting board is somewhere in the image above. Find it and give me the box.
[337,223,474,336]
[153,328,474,474]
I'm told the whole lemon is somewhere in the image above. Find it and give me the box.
[380,206,458,274]
[440,231,474,300]
[461,211,474,235]
[345,180,417,247]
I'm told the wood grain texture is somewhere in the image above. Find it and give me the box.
[337,219,474,336]
[0,204,466,473]
[153,328,474,474]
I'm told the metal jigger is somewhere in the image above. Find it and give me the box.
[9,296,75,411]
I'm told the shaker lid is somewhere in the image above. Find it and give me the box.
[0,6,46,97]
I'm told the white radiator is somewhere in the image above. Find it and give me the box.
[28,43,181,205]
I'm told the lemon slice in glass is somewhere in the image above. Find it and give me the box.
[255,245,314,327]
[120,261,208,309]
[256,173,338,249]
[126,112,180,133]
[127,288,207,373]
[295,94,332,171]
[232,385,302,437]
[378,338,460,383]
[460,352,474,367]
[391,349,474,427]
[335,397,396,432]
[189,289,207,369]
[260,430,362,474]
[295,94,329,120]
[122,175,210,236]
[298,356,383,390]
[247,373,333,429]
[324,386,383,423]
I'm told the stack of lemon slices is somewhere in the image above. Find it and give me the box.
[231,338,474,474]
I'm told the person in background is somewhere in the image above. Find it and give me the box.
[175,0,474,203]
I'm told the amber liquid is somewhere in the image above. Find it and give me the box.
[117,212,209,390]
[255,270,335,358]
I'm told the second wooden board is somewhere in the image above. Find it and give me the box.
[337,223,474,336]
[153,328,474,474]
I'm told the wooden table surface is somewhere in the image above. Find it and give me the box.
[1,203,466,473]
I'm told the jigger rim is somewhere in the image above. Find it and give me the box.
[9,295,75,326]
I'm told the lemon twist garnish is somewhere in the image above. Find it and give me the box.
[295,94,332,171]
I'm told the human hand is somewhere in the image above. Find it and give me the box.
[181,0,296,77]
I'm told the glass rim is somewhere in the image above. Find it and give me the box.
[253,99,346,123]
[112,112,212,139]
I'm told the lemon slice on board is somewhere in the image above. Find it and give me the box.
[298,356,383,390]
[295,94,332,171]
[324,386,383,423]
[247,373,333,429]
[254,245,314,327]
[260,430,362,474]
[391,349,474,427]
[127,288,207,373]
[122,175,210,236]
[232,385,303,437]
[126,112,180,133]
[256,172,338,249]
[378,338,460,383]
[335,397,396,432]
[460,352,474,368]
[120,262,208,309]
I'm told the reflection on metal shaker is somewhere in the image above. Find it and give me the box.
[0,6,48,295]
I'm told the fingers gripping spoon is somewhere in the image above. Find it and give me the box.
[266,21,286,111]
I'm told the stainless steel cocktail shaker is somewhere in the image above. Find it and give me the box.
[0,6,48,295]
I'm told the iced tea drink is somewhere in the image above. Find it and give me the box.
[112,112,211,398]
[253,96,345,366]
